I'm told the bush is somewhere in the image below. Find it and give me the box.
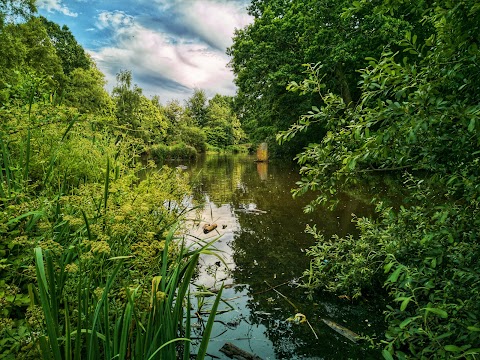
[150,143,197,162]
[178,125,207,153]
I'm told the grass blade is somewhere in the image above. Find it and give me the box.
[34,248,62,360]
[196,285,223,360]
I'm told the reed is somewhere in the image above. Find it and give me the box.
[33,227,222,360]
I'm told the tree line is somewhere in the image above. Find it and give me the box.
[0,1,245,160]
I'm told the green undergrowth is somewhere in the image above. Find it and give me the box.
[149,143,197,163]
[0,79,222,359]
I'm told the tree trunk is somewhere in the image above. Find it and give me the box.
[335,65,353,105]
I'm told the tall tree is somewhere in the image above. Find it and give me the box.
[185,88,208,127]
[228,0,412,156]
[40,16,91,75]
[205,94,245,147]
[0,16,63,92]
[112,70,142,130]
[63,64,114,114]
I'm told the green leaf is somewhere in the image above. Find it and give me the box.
[382,349,394,360]
[444,345,462,352]
[424,307,448,319]
[387,266,403,283]
[468,118,475,132]
[462,348,480,355]
[400,297,412,311]
[384,262,394,273]
[399,317,418,329]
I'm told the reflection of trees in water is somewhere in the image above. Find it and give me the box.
[189,154,251,206]
[186,155,387,358]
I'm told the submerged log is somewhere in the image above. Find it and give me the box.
[203,223,217,234]
[321,318,360,343]
[219,342,263,360]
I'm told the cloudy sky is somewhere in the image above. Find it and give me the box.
[37,0,252,103]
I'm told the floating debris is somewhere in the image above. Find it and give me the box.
[254,311,272,316]
[287,313,307,324]
[203,223,217,234]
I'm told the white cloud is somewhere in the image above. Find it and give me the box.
[89,10,239,102]
[37,0,78,17]
[96,11,135,30]
[178,0,252,50]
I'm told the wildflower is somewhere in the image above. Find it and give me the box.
[90,241,111,255]
[94,287,104,299]
[38,239,63,254]
[65,263,79,273]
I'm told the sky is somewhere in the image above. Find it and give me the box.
[37,0,252,103]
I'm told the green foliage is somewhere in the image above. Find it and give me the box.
[62,66,114,114]
[111,70,169,150]
[0,17,63,91]
[33,231,223,360]
[150,143,197,162]
[228,0,410,156]
[204,94,245,148]
[0,67,218,358]
[112,70,142,129]
[0,7,231,358]
[39,16,91,75]
[178,125,207,153]
[185,88,208,127]
[279,0,480,358]
[163,94,245,152]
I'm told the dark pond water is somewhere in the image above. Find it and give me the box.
[178,154,387,359]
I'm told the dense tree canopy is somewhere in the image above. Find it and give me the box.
[40,16,91,75]
[228,0,413,155]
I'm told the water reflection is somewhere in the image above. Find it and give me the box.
[180,154,385,359]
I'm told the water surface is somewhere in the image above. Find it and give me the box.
[179,154,386,359]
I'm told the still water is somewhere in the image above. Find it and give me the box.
[179,154,385,359]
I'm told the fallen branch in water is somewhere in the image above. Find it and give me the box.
[220,342,263,360]
[321,318,360,343]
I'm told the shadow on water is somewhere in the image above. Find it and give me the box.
[174,154,393,359]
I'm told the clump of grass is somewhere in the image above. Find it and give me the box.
[33,227,223,360]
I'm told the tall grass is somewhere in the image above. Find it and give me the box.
[33,228,222,360]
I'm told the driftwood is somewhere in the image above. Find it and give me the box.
[219,342,263,360]
[321,318,360,343]
[203,223,217,234]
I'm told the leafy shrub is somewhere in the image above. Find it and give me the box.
[178,125,207,153]
[150,143,197,162]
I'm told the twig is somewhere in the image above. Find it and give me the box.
[263,281,318,340]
